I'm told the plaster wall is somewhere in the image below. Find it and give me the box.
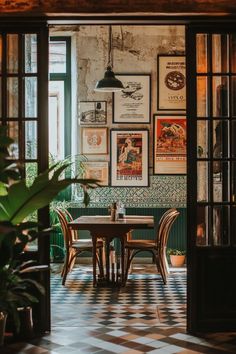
[50,25,187,207]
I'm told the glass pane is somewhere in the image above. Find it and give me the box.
[213,161,230,202]
[232,121,236,158]
[25,161,38,251]
[232,162,236,203]
[7,77,18,117]
[197,76,208,117]
[49,80,65,160]
[196,34,208,73]
[197,205,209,246]
[232,206,236,245]
[212,34,229,73]
[213,206,229,246]
[25,162,38,187]
[24,77,37,117]
[49,40,66,74]
[197,120,208,158]
[25,121,37,159]
[24,34,37,73]
[213,120,229,159]
[0,77,1,118]
[231,76,236,117]
[230,34,236,73]
[212,76,229,117]
[0,35,2,73]
[197,161,208,202]
[7,34,18,73]
[8,121,19,159]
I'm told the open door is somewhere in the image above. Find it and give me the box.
[0,22,50,333]
[187,24,236,332]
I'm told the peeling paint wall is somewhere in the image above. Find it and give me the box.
[50,25,187,207]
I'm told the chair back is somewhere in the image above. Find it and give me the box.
[156,209,180,256]
[62,208,78,241]
[55,208,73,251]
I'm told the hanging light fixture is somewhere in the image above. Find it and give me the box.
[94,25,124,92]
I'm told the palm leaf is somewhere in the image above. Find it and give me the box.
[0,163,98,224]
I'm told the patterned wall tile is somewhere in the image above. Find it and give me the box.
[71,175,186,208]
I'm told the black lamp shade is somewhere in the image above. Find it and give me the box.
[94,66,124,92]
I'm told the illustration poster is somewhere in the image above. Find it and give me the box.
[158,56,186,110]
[113,74,151,123]
[154,116,186,174]
[111,129,149,186]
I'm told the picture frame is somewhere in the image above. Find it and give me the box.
[81,127,108,155]
[82,161,109,186]
[157,55,186,111]
[153,114,186,174]
[79,101,107,125]
[112,74,151,124]
[110,129,149,187]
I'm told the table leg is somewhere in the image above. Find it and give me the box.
[92,234,97,287]
[105,238,110,282]
[120,237,125,286]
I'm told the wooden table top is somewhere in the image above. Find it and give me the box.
[69,215,154,229]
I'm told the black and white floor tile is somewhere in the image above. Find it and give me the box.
[2,264,236,354]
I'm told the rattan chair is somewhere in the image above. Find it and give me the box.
[124,209,180,285]
[55,208,104,285]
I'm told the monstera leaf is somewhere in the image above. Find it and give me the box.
[0,163,99,225]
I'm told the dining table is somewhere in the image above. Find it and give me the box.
[68,215,154,287]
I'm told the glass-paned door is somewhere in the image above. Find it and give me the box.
[187,25,236,332]
[0,25,49,333]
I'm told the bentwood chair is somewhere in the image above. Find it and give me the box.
[124,209,180,285]
[55,208,104,285]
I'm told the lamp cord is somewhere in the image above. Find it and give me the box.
[108,25,113,69]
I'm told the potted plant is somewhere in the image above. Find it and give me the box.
[0,126,99,345]
[167,248,186,267]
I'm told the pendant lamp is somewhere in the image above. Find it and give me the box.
[94,26,124,92]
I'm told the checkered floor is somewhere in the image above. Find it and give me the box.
[2,264,236,353]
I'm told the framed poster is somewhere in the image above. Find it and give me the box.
[157,55,186,110]
[82,161,109,186]
[113,74,151,123]
[79,101,107,125]
[110,129,149,187]
[153,115,186,174]
[81,127,108,155]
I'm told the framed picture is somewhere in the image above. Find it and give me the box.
[157,55,186,110]
[81,127,108,155]
[110,129,149,187]
[82,161,109,186]
[79,101,107,125]
[113,74,151,124]
[153,115,186,174]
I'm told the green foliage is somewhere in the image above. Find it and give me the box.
[167,248,186,256]
[0,126,100,333]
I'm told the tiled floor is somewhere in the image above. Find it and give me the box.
[2,264,236,353]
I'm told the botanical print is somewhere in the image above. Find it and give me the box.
[111,130,148,186]
[154,116,186,174]
[81,127,107,154]
[79,101,107,125]
[113,74,150,123]
[158,56,186,110]
[82,162,109,186]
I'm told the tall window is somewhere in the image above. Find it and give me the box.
[49,37,71,161]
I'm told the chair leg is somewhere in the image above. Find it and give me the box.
[97,248,104,277]
[124,250,133,283]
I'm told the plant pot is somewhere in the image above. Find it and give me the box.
[0,312,7,346]
[15,307,34,340]
[170,255,185,267]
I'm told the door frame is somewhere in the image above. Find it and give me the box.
[1,14,236,334]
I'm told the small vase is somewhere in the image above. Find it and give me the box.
[0,312,7,346]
